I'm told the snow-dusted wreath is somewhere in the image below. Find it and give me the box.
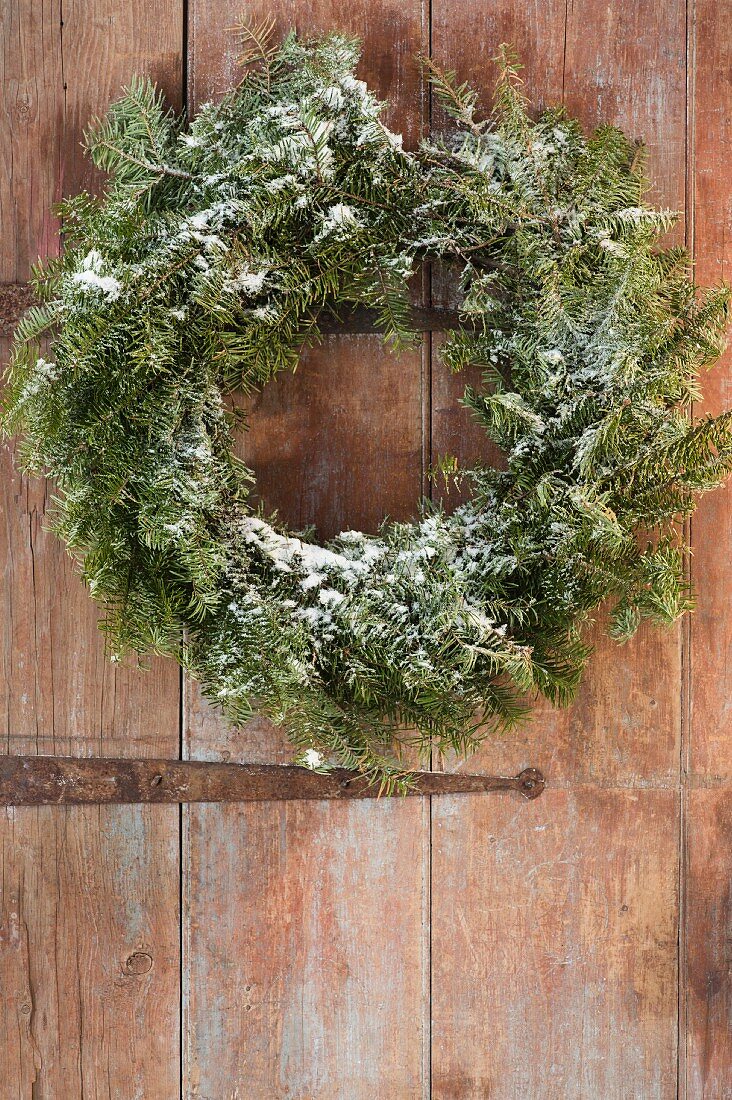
[5,26,732,787]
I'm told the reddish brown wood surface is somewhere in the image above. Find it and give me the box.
[0,3,181,1096]
[183,2,431,1096]
[430,2,687,1096]
[432,789,679,1098]
[685,1,732,1095]
[687,0,732,780]
[2,1,732,1096]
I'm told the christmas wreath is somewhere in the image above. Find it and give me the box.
[4,26,732,788]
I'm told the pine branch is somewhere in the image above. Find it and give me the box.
[420,55,484,134]
[92,141,194,181]
[232,15,278,89]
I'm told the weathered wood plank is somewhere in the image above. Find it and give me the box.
[229,332,426,535]
[430,2,687,1095]
[432,0,686,789]
[0,2,182,1095]
[183,4,431,1096]
[0,804,179,1099]
[0,290,485,337]
[431,614,682,788]
[685,789,732,1097]
[429,0,567,515]
[684,1,732,1095]
[431,789,680,1099]
[687,0,732,781]
[185,798,428,1098]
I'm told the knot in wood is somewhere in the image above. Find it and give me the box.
[124,951,153,975]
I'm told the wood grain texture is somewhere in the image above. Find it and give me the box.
[0,2,182,1095]
[684,1,732,1095]
[430,3,688,1096]
[183,3,430,1096]
[685,789,732,1098]
[184,799,428,1098]
[235,333,426,537]
[0,804,179,1099]
[431,789,679,1099]
[429,0,566,513]
[558,0,686,787]
[687,0,732,780]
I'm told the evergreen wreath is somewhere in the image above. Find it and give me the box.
[5,25,732,789]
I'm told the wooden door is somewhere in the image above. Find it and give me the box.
[1,1,730,1095]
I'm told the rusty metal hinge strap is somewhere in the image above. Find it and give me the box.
[0,756,545,805]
